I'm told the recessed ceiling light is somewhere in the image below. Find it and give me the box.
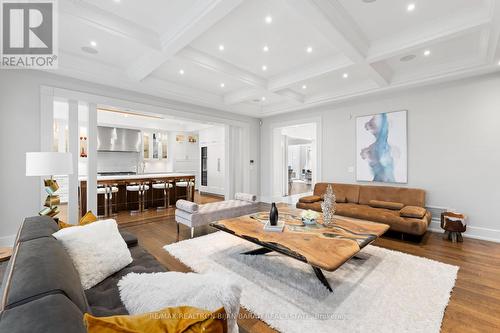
[220,83,225,88]
[302,85,307,89]
[362,0,377,3]
[407,3,415,12]
[179,69,184,75]
[218,44,224,51]
[263,45,269,52]
[261,96,267,101]
[424,49,431,57]
[113,0,121,3]
[400,54,416,62]
[343,73,349,79]
[265,15,273,24]
[262,65,267,71]
[498,60,500,66]
[81,46,98,54]
[90,41,97,47]
[306,46,313,53]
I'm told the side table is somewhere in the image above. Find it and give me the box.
[441,212,466,243]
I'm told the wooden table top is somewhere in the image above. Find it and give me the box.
[211,207,389,272]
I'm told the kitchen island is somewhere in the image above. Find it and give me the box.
[79,173,195,216]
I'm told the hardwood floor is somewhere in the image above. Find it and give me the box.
[121,200,500,333]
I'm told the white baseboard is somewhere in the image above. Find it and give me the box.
[0,234,16,247]
[428,220,500,243]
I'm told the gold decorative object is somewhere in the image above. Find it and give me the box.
[40,177,61,217]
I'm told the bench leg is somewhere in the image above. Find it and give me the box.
[190,227,194,239]
[176,222,180,242]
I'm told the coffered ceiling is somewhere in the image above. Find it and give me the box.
[52,0,500,117]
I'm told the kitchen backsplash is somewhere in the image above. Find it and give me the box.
[97,151,139,173]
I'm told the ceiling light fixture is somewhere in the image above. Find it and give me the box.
[220,83,225,88]
[179,69,184,75]
[424,49,431,56]
[343,73,349,79]
[261,96,267,101]
[407,3,415,12]
[262,65,267,71]
[302,85,307,89]
[306,46,313,53]
[218,44,224,51]
[265,15,273,24]
[90,41,97,47]
[113,0,121,3]
[263,45,269,52]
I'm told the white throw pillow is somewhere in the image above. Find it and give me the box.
[52,219,132,290]
[118,272,241,333]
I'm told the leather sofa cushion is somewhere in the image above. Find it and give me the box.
[296,201,322,212]
[369,200,404,210]
[359,185,425,207]
[15,216,59,243]
[1,237,89,313]
[0,294,86,333]
[299,195,322,203]
[400,206,427,219]
[85,246,165,317]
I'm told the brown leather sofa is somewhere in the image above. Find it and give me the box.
[297,183,431,236]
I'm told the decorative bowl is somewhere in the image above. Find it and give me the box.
[302,218,317,225]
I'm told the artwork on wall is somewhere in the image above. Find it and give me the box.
[176,134,185,143]
[188,135,198,143]
[356,110,407,183]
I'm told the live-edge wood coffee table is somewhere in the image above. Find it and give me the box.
[210,207,389,292]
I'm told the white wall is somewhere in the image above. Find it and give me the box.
[261,73,500,242]
[0,70,260,245]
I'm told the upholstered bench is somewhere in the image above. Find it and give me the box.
[175,193,259,239]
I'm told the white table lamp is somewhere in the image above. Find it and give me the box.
[26,152,73,217]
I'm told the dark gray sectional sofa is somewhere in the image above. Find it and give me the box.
[0,216,166,332]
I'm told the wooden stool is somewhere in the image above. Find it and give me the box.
[441,212,467,243]
[152,180,173,210]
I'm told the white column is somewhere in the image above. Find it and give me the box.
[39,87,54,205]
[87,103,98,214]
[68,100,79,224]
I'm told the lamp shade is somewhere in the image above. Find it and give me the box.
[26,152,74,176]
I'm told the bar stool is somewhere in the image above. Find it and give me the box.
[152,180,174,210]
[175,178,195,202]
[107,184,119,217]
[96,185,119,218]
[126,182,150,214]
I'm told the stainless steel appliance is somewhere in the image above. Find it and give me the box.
[97,126,141,152]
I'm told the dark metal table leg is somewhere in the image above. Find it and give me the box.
[312,266,333,292]
[241,247,273,255]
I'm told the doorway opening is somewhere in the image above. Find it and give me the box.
[272,122,318,202]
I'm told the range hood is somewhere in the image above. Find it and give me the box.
[97,126,141,152]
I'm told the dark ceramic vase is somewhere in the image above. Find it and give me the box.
[269,202,279,226]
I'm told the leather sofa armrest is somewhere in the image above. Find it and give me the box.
[299,195,322,204]
[400,206,427,219]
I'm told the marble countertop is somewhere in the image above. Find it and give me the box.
[79,173,195,181]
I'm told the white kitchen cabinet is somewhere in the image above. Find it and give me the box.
[199,126,225,196]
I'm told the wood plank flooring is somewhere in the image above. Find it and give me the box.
[121,198,500,333]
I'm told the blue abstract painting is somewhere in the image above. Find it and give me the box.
[356,110,407,183]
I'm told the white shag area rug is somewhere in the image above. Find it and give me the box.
[164,232,458,333]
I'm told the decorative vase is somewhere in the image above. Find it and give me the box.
[269,203,279,226]
[321,185,336,226]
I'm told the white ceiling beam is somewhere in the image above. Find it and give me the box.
[60,0,160,50]
[127,0,244,81]
[224,88,263,105]
[275,89,305,104]
[486,0,500,63]
[367,8,492,63]
[268,55,353,91]
[179,47,267,87]
[287,0,390,87]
